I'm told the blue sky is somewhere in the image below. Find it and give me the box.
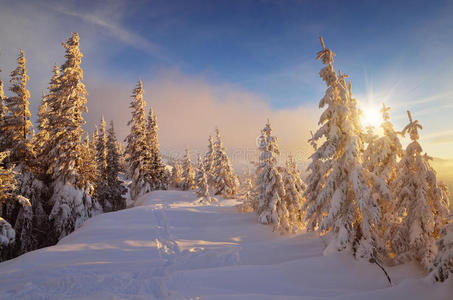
[90,0,453,107]
[1,0,453,161]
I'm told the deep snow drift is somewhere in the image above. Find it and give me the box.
[0,190,451,299]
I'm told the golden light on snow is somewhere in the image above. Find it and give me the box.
[361,104,383,129]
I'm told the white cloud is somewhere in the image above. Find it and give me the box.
[86,69,319,171]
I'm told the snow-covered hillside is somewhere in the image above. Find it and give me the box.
[0,191,451,299]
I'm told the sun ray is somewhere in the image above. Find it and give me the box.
[360,103,383,130]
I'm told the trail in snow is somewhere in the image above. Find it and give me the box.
[0,190,452,299]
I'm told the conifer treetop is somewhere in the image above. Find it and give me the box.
[402,110,422,141]
[316,36,336,64]
[8,49,32,139]
[380,103,391,121]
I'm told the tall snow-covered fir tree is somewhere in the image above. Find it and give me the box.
[79,130,97,186]
[363,103,402,246]
[204,135,216,185]
[430,218,453,282]
[0,151,33,252]
[33,92,50,176]
[238,174,256,213]
[303,37,381,259]
[285,155,306,195]
[281,155,306,232]
[95,116,109,211]
[2,49,34,169]
[46,33,89,186]
[181,148,195,191]
[47,33,101,240]
[125,80,153,200]
[171,161,183,189]
[145,108,167,190]
[255,120,286,228]
[78,135,96,192]
[196,165,216,204]
[390,111,450,269]
[0,151,17,248]
[4,71,51,259]
[105,121,127,211]
[302,131,326,231]
[211,128,238,198]
[37,64,60,177]
[194,153,204,189]
[0,51,43,258]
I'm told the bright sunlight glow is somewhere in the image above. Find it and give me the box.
[361,105,383,129]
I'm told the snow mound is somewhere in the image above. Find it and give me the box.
[0,190,451,299]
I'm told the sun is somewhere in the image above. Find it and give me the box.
[361,105,383,129]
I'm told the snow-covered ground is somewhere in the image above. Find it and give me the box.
[0,190,451,299]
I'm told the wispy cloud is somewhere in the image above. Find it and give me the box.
[423,130,453,145]
[392,93,453,110]
[49,2,172,64]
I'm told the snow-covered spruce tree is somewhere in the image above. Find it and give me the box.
[33,92,51,177]
[116,140,128,172]
[11,68,53,256]
[171,161,183,189]
[390,111,450,269]
[302,132,326,231]
[79,131,97,186]
[430,217,453,282]
[2,49,34,168]
[281,155,306,232]
[47,33,89,185]
[105,121,127,211]
[0,152,16,248]
[363,104,402,245]
[194,153,204,189]
[286,154,306,195]
[125,80,153,200]
[303,37,381,259]
[0,152,31,252]
[47,33,101,240]
[6,163,49,258]
[94,116,109,211]
[196,166,216,204]
[145,108,168,190]
[255,120,287,228]
[237,173,256,213]
[1,51,47,258]
[204,135,216,185]
[212,128,239,198]
[36,65,60,177]
[181,148,195,190]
